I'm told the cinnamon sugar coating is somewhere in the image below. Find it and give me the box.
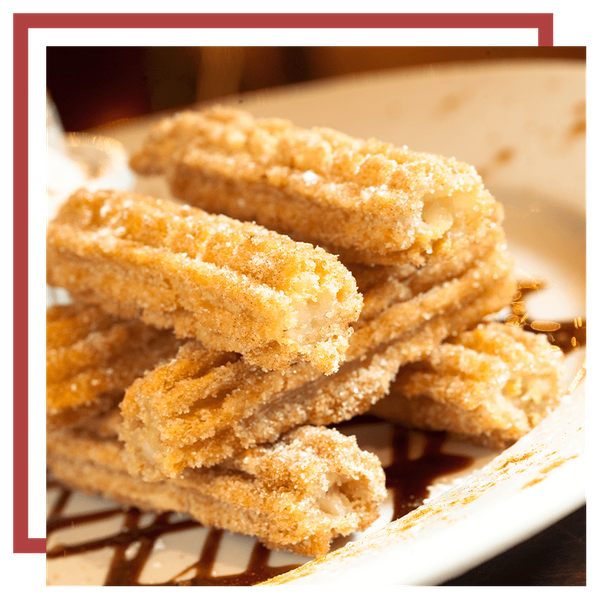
[346,227,514,361]
[46,189,362,374]
[130,105,503,266]
[43,230,513,483]
[119,338,401,481]
[120,244,515,481]
[46,302,180,430]
[45,106,538,562]
[370,322,565,449]
[47,419,386,556]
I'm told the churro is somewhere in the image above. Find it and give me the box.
[47,302,180,430]
[47,415,386,556]
[370,322,564,449]
[130,106,503,266]
[46,189,362,374]
[119,337,398,481]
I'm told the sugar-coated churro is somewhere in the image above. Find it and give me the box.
[47,416,387,556]
[119,337,400,481]
[47,302,181,430]
[46,189,362,374]
[130,105,503,266]
[370,322,565,449]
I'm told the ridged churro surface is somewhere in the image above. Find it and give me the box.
[47,420,386,556]
[370,322,564,448]
[130,106,503,266]
[46,302,180,430]
[44,232,513,483]
[119,337,397,481]
[46,189,362,374]
[120,250,515,482]
[347,228,514,360]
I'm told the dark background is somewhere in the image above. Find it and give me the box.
[46,46,585,132]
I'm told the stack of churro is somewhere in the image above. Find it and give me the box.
[46,190,385,555]
[46,106,563,556]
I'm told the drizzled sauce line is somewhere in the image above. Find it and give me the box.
[46,486,296,586]
[385,428,473,521]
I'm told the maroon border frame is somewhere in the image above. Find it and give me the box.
[11,11,556,556]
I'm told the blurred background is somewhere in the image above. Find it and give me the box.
[46,46,585,132]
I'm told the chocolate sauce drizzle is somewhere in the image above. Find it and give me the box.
[46,480,299,585]
[384,427,473,521]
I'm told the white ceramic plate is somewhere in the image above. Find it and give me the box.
[46,60,586,586]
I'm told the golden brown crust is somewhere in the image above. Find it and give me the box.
[119,337,399,481]
[46,189,362,374]
[47,421,386,556]
[46,302,180,430]
[130,105,503,266]
[44,228,513,482]
[47,107,533,562]
[347,231,515,362]
[119,249,515,481]
[370,322,565,449]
